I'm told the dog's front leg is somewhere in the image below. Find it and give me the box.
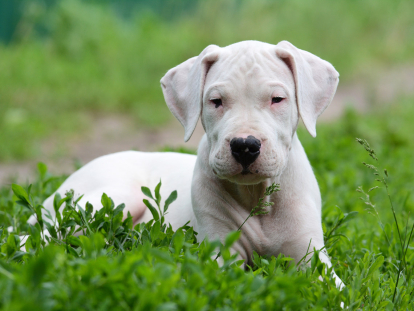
[318,248,345,289]
[282,234,344,290]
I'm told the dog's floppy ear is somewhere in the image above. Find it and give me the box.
[161,45,221,142]
[275,41,339,137]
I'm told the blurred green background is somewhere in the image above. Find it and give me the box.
[0,0,413,163]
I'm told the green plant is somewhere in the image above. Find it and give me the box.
[356,137,414,303]
[238,182,280,231]
[141,181,177,227]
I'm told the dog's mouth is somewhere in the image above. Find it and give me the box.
[229,172,270,185]
[241,166,262,175]
[213,165,272,185]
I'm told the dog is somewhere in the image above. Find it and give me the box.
[38,40,343,287]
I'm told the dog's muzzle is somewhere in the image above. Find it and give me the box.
[230,135,261,174]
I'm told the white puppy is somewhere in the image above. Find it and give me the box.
[39,40,343,287]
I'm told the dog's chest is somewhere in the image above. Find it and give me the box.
[239,211,299,257]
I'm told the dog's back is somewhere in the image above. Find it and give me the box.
[37,151,197,230]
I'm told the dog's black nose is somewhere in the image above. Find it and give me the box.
[230,135,261,173]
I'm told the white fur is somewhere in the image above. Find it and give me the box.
[38,40,343,288]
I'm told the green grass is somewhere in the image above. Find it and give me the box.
[1,0,414,160]
[1,96,414,309]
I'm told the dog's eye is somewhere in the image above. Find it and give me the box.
[272,97,284,104]
[210,98,222,108]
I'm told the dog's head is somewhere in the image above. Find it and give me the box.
[161,41,338,185]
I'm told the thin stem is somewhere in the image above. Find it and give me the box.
[237,214,252,232]
[403,223,414,263]
[306,245,328,265]
[393,261,402,303]
[385,182,407,270]
[325,217,343,241]
[397,222,414,301]
[297,238,312,267]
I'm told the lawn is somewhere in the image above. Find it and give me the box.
[1,96,414,309]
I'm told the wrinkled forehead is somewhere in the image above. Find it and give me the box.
[204,43,295,95]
